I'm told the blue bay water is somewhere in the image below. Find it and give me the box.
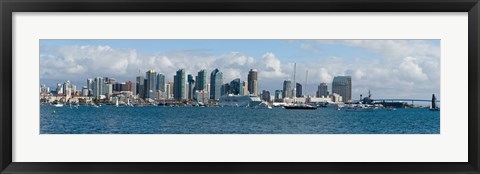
[40,105,440,134]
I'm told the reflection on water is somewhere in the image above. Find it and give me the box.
[40,105,440,134]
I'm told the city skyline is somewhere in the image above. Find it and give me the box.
[40,39,440,99]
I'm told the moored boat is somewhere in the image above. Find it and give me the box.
[219,94,262,107]
[345,107,374,112]
[284,104,316,110]
[344,104,374,112]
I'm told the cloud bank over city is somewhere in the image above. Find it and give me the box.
[40,39,440,99]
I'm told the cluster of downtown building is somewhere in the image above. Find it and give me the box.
[40,68,353,105]
[271,76,351,104]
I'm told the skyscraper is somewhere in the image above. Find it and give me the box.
[195,69,207,91]
[221,83,230,96]
[275,90,283,101]
[207,84,211,95]
[230,78,241,95]
[283,80,292,98]
[87,78,93,96]
[63,80,70,96]
[93,77,103,99]
[114,81,133,92]
[261,90,270,102]
[145,70,157,99]
[185,81,189,100]
[113,83,120,92]
[167,81,174,99]
[143,79,148,99]
[71,84,76,95]
[316,82,329,98]
[63,80,71,100]
[170,81,174,97]
[82,86,88,97]
[296,83,303,97]
[241,81,248,96]
[332,76,352,102]
[106,78,115,84]
[40,84,49,95]
[174,69,186,100]
[127,81,134,92]
[165,83,171,99]
[247,69,258,96]
[106,83,113,96]
[56,83,63,95]
[210,68,223,100]
[157,73,165,92]
[136,76,145,98]
[187,74,195,100]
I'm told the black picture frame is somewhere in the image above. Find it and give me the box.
[1,0,479,173]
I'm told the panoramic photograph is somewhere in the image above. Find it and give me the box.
[39,39,440,134]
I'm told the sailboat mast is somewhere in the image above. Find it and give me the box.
[293,63,296,99]
[305,70,308,97]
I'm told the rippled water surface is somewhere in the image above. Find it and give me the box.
[40,105,440,134]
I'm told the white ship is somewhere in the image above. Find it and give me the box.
[219,94,262,107]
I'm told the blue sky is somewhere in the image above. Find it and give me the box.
[40,39,417,62]
[40,39,440,100]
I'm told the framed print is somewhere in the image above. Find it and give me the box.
[1,0,479,173]
[37,39,442,135]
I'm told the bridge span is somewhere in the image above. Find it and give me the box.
[353,99,440,105]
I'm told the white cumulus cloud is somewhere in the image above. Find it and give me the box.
[40,40,440,100]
